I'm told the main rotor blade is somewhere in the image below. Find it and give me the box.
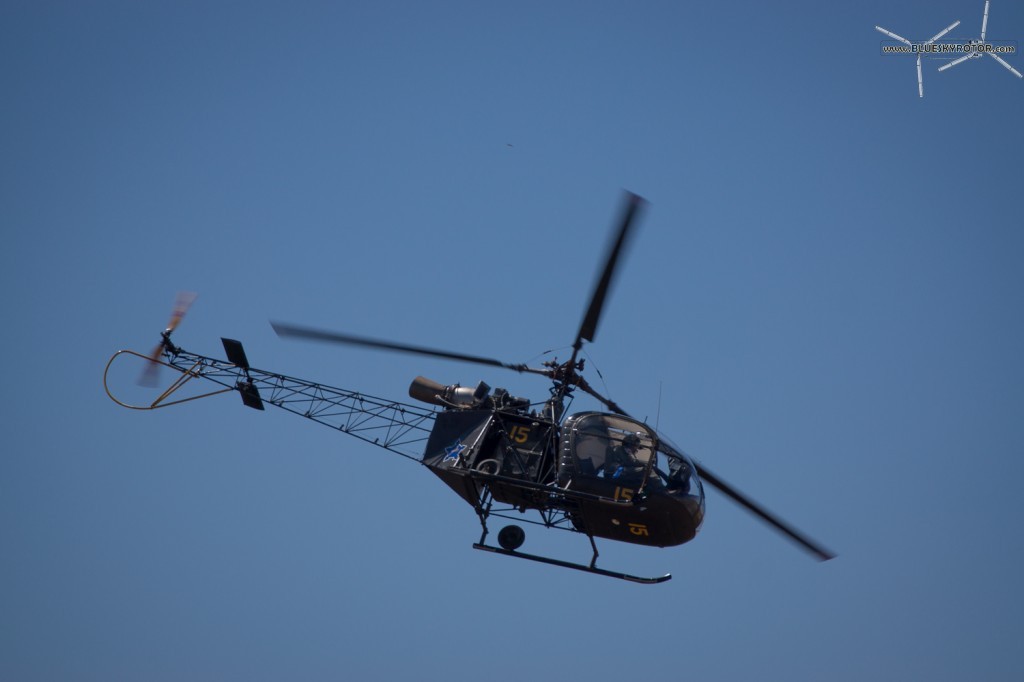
[987,52,1023,78]
[573,374,628,415]
[575,191,646,349]
[926,20,960,45]
[981,0,989,42]
[694,463,835,561]
[580,382,835,561]
[917,54,924,97]
[271,321,533,372]
[874,25,913,47]
[939,53,972,72]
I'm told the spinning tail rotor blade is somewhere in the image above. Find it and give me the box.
[139,344,165,387]
[271,322,534,373]
[988,51,1023,78]
[138,291,198,386]
[575,191,646,350]
[165,291,198,334]
[695,463,836,561]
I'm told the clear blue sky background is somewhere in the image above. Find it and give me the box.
[3,1,1023,680]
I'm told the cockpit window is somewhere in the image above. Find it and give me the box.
[654,436,704,501]
[566,413,656,487]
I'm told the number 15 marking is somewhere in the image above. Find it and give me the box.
[628,523,649,537]
[508,425,531,444]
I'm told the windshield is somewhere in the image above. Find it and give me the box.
[558,413,706,540]
[652,435,705,521]
[563,413,656,487]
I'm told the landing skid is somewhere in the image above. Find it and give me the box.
[472,489,671,584]
[472,543,672,584]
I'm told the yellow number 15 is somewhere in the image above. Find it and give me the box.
[508,425,530,444]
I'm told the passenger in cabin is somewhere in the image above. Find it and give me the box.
[603,433,645,484]
[668,458,692,494]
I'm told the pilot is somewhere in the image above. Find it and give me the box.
[668,458,692,494]
[604,433,646,484]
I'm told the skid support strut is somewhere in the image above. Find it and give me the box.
[471,490,670,584]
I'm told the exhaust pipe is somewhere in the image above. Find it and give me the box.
[409,376,490,408]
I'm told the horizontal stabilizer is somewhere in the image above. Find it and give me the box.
[236,379,265,410]
[222,338,251,369]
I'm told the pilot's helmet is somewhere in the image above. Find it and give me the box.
[622,433,641,451]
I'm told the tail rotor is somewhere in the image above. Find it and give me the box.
[139,292,197,386]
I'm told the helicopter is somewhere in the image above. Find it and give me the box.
[104,192,834,583]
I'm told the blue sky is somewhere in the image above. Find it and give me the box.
[3,1,1023,680]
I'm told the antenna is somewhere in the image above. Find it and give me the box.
[656,381,663,434]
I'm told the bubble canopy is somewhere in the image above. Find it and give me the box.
[559,412,705,547]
